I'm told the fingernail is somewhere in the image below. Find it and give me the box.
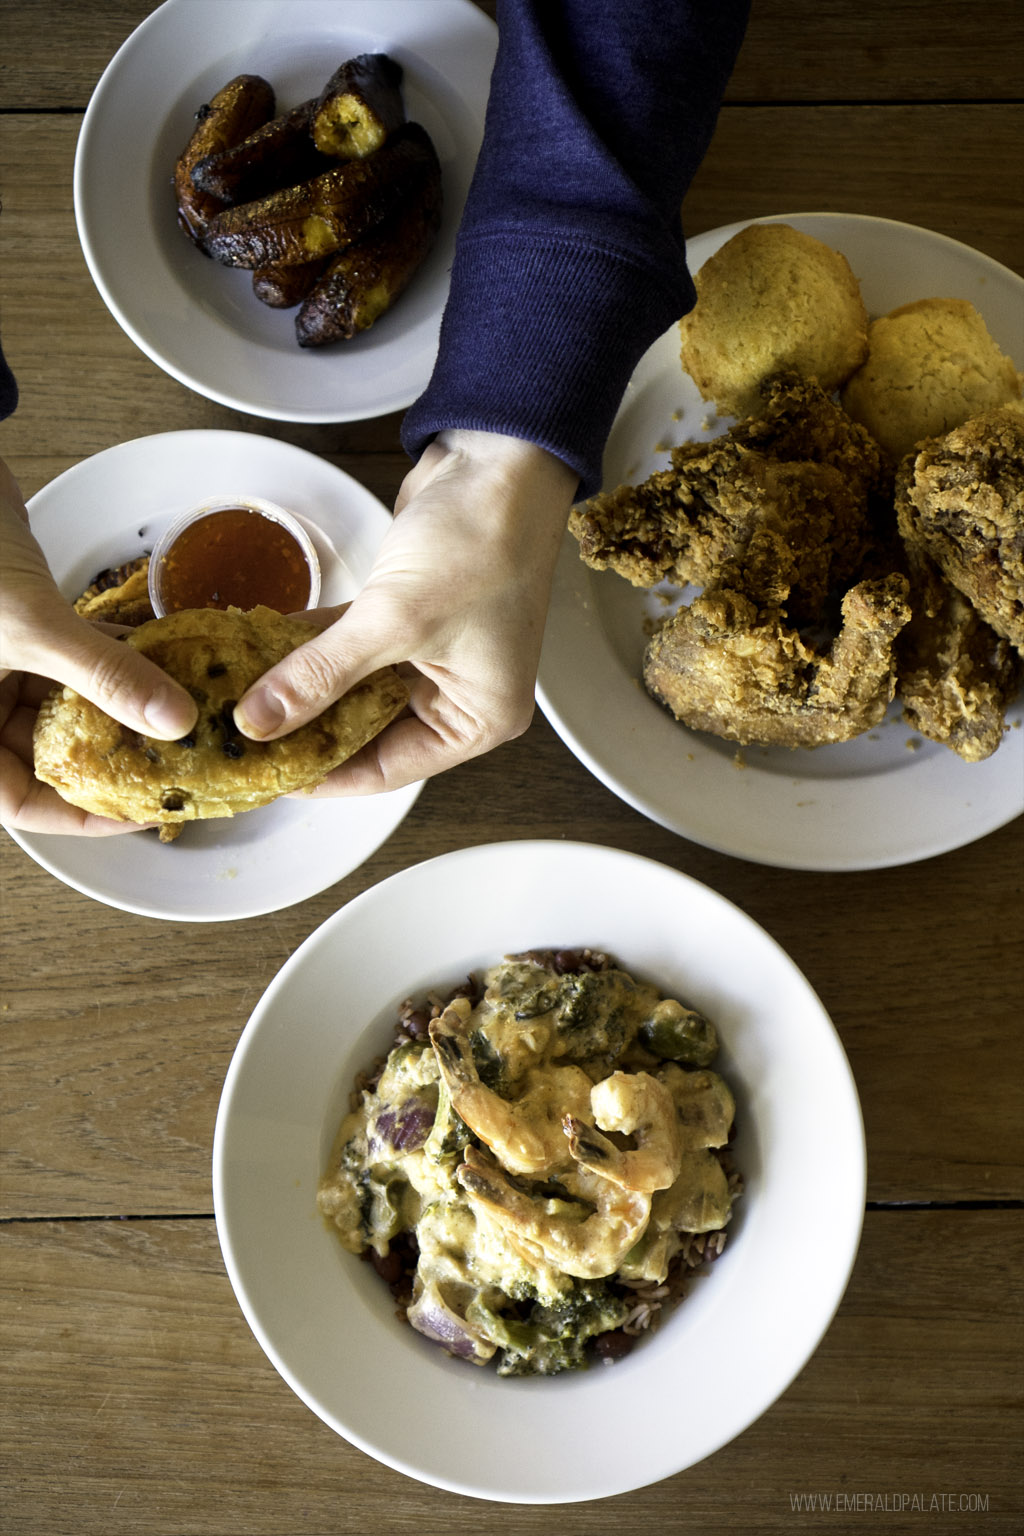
[143,685,196,738]
[235,688,284,739]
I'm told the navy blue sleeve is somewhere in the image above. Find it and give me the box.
[401,0,750,497]
[0,336,17,421]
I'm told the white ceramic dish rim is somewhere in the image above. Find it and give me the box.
[213,839,866,1502]
[537,212,1024,873]
[9,429,421,921]
[72,0,497,423]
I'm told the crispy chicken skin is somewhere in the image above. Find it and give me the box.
[570,373,890,623]
[570,379,1021,756]
[896,529,1022,762]
[895,408,1024,655]
[644,574,911,749]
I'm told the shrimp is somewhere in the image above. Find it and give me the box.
[429,1001,592,1178]
[564,1070,682,1193]
[456,1145,651,1280]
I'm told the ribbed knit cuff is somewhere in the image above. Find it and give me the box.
[401,226,694,500]
[0,336,18,423]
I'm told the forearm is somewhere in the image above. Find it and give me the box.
[402,0,751,496]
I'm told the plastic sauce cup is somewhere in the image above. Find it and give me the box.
[148,497,322,617]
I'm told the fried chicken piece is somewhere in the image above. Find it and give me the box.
[74,556,154,627]
[570,373,890,623]
[896,408,1024,655]
[896,540,1022,762]
[644,573,911,748]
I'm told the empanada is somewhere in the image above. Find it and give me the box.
[34,604,408,837]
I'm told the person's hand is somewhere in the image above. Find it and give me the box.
[234,430,579,793]
[0,456,198,835]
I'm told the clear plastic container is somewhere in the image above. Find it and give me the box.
[148,496,321,617]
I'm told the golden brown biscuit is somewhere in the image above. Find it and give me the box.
[33,605,409,835]
[841,298,1022,461]
[678,223,869,418]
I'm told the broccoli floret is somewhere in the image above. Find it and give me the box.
[552,970,635,1064]
[423,1080,472,1165]
[480,1280,632,1376]
[467,1028,509,1092]
[485,960,564,1021]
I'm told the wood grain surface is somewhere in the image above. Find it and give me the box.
[1,2,1022,1531]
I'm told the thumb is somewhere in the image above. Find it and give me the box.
[233,603,394,741]
[29,610,198,740]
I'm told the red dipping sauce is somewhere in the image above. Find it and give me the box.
[150,501,320,616]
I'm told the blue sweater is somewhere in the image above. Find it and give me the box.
[401,0,750,497]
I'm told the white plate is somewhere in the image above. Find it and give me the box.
[73,0,497,422]
[537,214,1024,872]
[10,430,421,921]
[213,840,865,1503]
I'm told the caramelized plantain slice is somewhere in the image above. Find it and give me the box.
[201,122,438,269]
[311,54,405,159]
[295,152,442,345]
[252,257,332,308]
[174,74,276,244]
[191,99,334,205]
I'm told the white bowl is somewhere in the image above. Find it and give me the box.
[13,429,421,921]
[213,841,865,1502]
[73,0,497,422]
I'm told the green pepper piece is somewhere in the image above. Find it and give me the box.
[640,999,718,1065]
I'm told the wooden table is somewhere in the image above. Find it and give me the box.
[2,3,1022,1531]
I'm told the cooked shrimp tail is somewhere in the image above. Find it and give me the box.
[566,1071,683,1193]
[457,1146,651,1281]
[429,1004,591,1178]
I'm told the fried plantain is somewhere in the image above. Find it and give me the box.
[252,257,332,308]
[311,54,405,159]
[173,73,276,244]
[73,557,154,627]
[295,148,442,344]
[200,122,438,269]
[191,98,334,205]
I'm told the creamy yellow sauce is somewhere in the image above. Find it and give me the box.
[317,951,740,1375]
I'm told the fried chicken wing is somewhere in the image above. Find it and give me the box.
[570,373,890,623]
[896,536,1022,762]
[896,407,1024,655]
[643,574,911,749]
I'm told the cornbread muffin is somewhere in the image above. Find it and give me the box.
[678,223,869,418]
[841,298,1022,462]
[895,407,1024,654]
[34,604,409,837]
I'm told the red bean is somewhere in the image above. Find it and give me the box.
[593,1329,636,1363]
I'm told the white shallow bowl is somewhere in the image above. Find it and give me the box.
[73,0,497,422]
[11,429,420,921]
[213,841,865,1503]
[537,212,1024,871]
